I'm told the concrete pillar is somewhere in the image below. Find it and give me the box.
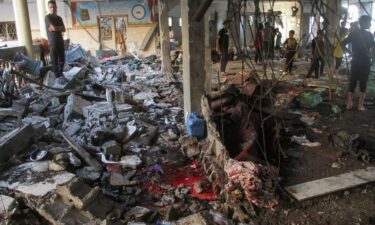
[12,0,33,57]
[37,0,47,39]
[181,0,205,115]
[158,0,172,75]
[204,12,212,94]
[301,13,311,47]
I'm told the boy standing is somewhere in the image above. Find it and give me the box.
[283,30,297,74]
[307,30,325,78]
[216,20,231,75]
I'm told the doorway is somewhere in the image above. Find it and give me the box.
[98,16,127,53]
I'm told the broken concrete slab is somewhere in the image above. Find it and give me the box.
[59,131,102,171]
[285,167,375,201]
[0,195,17,215]
[64,94,91,123]
[84,192,116,220]
[22,116,51,129]
[56,177,99,209]
[0,124,46,164]
[82,102,133,124]
[76,166,101,182]
[35,193,102,225]
[63,67,87,89]
[133,91,159,101]
[64,121,82,136]
[0,162,75,197]
[109,172,138,186]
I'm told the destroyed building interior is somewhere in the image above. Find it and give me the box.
[1,0,375,224]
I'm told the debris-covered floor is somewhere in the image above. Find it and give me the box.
[0,51,375,225]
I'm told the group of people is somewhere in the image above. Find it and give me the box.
[306,16,374,112]
[216,15,375,112]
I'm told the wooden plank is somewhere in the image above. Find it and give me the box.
[59,131,102,172]
[285,167,375,201]
[139,23,158,51]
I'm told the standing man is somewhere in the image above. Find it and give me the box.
[45,0,66,78]
[307,30,325,79]
[216,20,231,76]
[342,15,375,111]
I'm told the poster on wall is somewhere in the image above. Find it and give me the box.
[71,0,155,27]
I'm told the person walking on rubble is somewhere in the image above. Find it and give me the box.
[283,30,297,74]
[45,0,66,78]
[342,15,375,111]
[216,19,231,76]
[307,30,325,79]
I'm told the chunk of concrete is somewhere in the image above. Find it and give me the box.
[76,166,102,182]
[22,116,51,129]
[0,195,17,215]
[0,124,46,164]
[63,67,87,89]
[0,162,75,197]
[84,192,115,220]
[175,213,209,225]
[83,102,133,125]
[36,193,101,225]
[56,177,99,209]
[64,94,91,123]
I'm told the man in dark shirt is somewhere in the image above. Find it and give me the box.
[342,15,375,111]
[307,30,325,78]
[45,0,66,77]
[216,20,230,75]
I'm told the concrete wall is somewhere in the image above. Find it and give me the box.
[0,0,157,56]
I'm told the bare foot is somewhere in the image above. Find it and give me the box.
[358,105,366,111]
[346,102,352,110]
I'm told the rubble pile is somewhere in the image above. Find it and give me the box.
[0,52,222,225]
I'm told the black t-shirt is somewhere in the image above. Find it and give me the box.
[218,28,229,51]
[45,14,65,44]
[343,28,375,59]
[311,38,325,56]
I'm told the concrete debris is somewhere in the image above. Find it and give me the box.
[60,131,103,171]
[0,46,304,225]
[109,172,138,186]
[0,162,75,197]
[179,136,200,158]
[64,94,91,123]
[175,212,209,225]
[22,116,51,129]
[0,124,46,164]
[76,166,102,182]
[0,195,17,215]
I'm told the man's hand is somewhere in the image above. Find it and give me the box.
[48,25,65,32]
